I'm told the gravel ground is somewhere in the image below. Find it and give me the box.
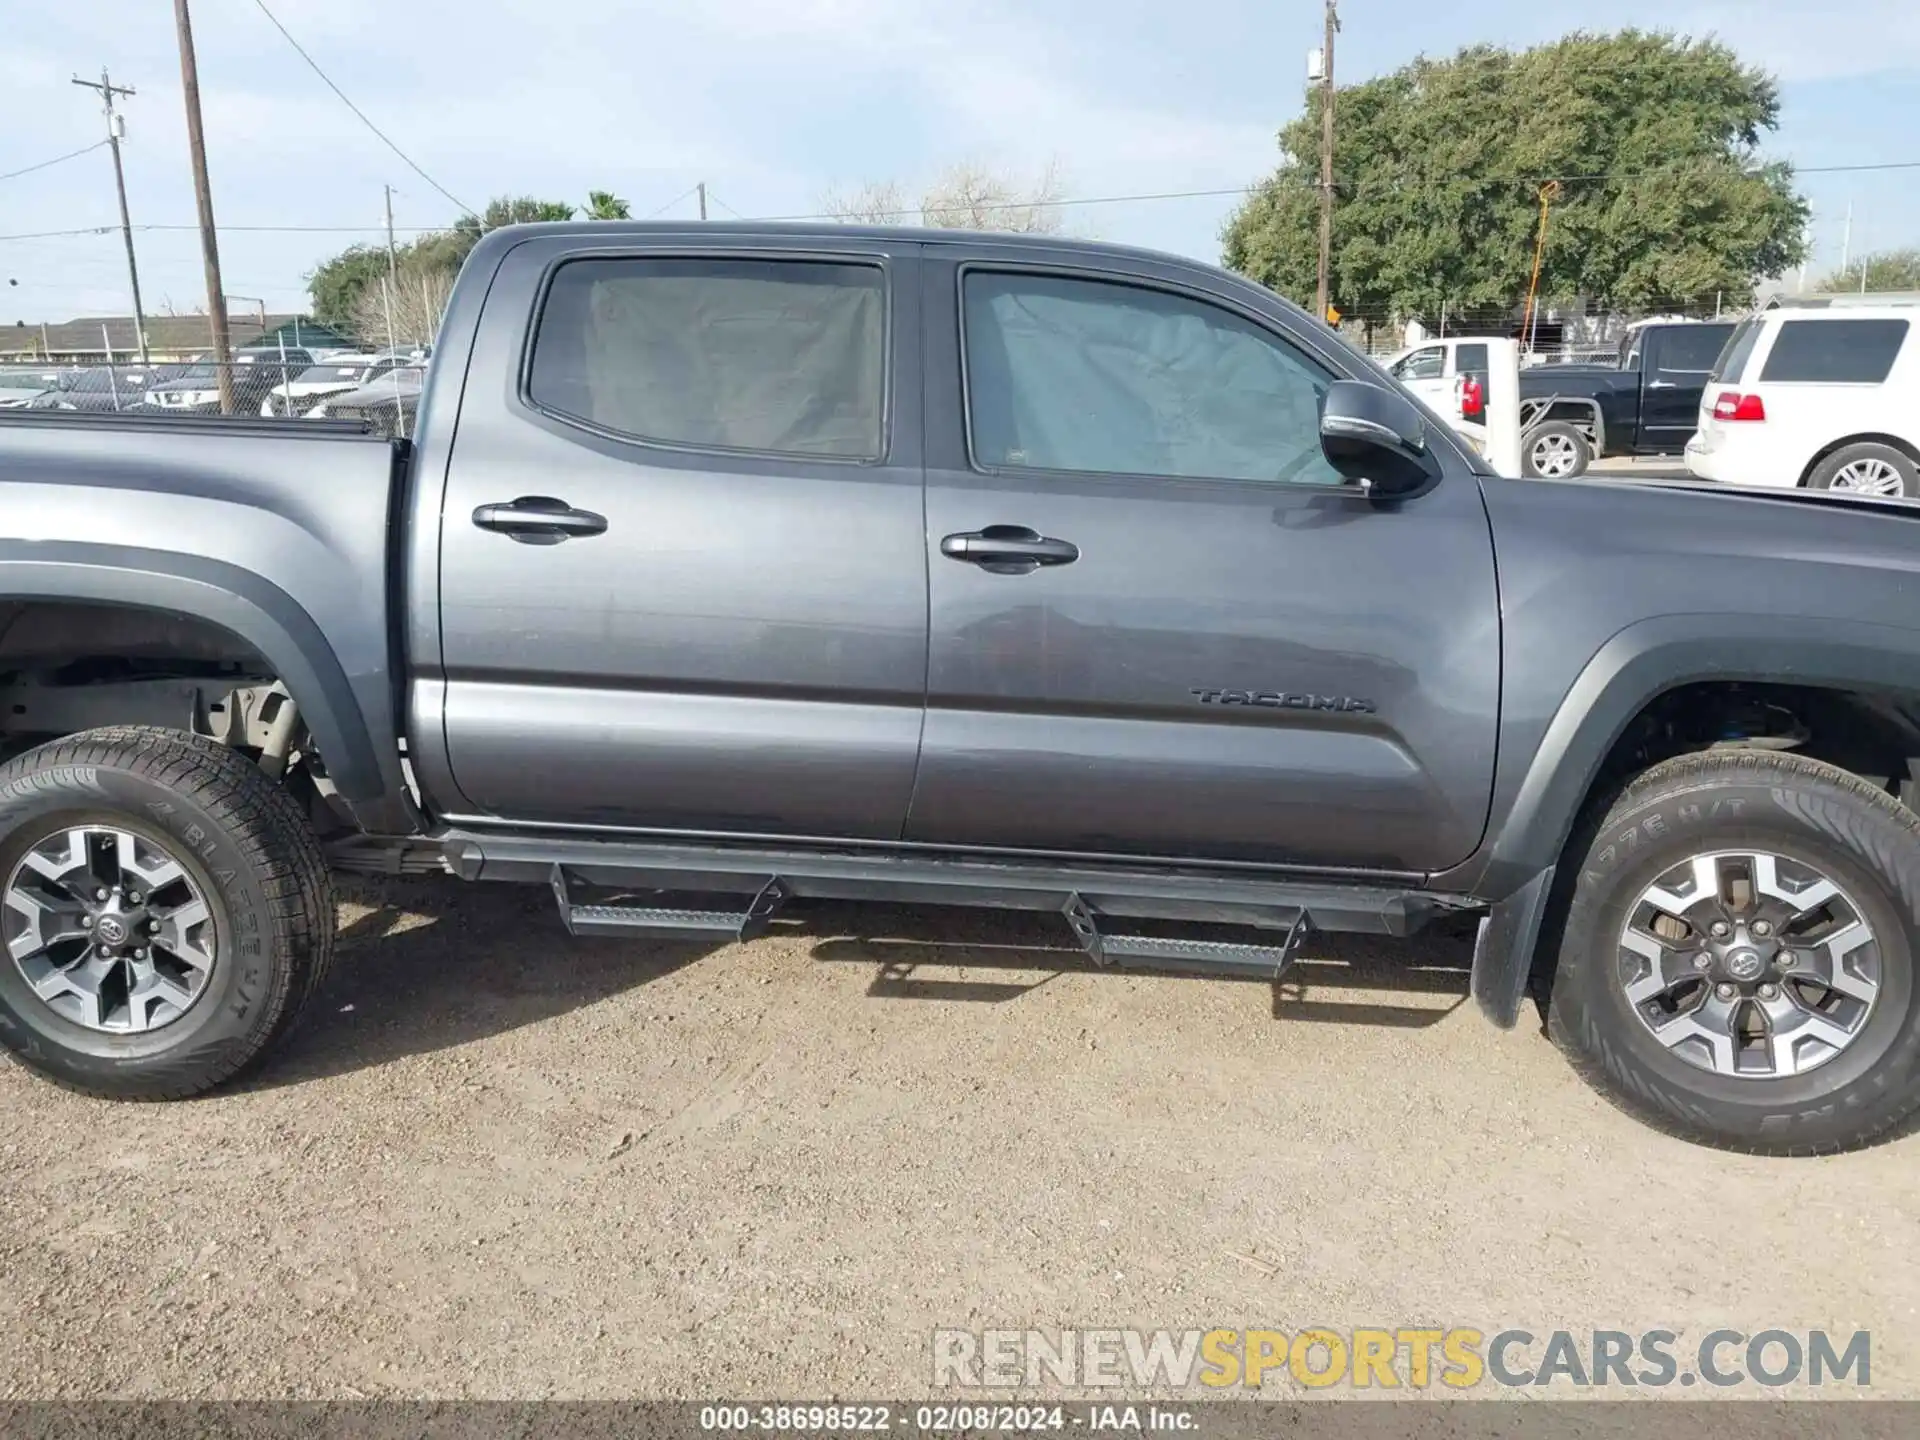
[2,875,1917,1401]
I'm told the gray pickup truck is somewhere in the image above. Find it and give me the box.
[2,223,1919,1155]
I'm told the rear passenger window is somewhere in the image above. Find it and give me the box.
[1654,326,1733,373]
[1454,343,1489,377]
[962,270,1340,486]
[529,257,886,459]
[1759,320,1910,384]
[1710,320,1762,384]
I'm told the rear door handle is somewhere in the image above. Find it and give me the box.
[940,525,1079,573]
[473,496,609,544]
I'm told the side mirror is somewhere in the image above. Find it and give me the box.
[1319,380,1435,496]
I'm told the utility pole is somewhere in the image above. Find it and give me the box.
[697,181,708,221]
[1313,0,1340,327]
[384,183,401,306]
[72,69,150,365]
[172,0,235,413]
[1839,201,1853,283]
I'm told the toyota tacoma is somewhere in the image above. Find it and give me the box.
[1,224,1918,1154]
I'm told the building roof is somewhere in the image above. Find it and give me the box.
[0,312,324,357]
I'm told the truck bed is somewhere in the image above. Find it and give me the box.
[0,409,410,828]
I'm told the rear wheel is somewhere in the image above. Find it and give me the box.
[0,727,333,1099]
[1548,750,1920,1154]
[1807,442,1919,499]
[1523,421,1592,479]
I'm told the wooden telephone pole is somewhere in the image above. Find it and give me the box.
[72,69,151,365]
[172,0,235,413]
[1313,0,1340,326]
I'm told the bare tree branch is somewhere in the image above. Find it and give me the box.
[818,162,1066,233]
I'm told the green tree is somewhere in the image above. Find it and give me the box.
[1816,247,1920,294]
[307,195,577,335]
[1222,31,1810,324]
[584,189,632,220]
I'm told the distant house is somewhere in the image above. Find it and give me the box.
[0,314,354,364]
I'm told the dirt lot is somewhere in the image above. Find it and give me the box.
[3,875,1917,1401]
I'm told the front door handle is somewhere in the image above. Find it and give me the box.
[940,525,1079,574]
[472,496,609,544]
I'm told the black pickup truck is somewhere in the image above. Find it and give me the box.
[1,225,1917,1155]
[1518,320,1736,478]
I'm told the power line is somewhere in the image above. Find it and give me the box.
[248,0,475,219]
[0,141,110,184]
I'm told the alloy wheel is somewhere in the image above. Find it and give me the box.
[1617,849,1879,1078]
[1829,458,1905,497]
[4,826,217,1034]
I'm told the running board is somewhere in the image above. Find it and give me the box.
[548,866,789,942]
[1064,893,1310,979]
[446,830,1462,939]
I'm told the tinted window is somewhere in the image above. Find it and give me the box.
[1709,320,1762,384]
[962,271,1340,485]
[1653,325,1733,372]
[1760,320,1910,384]
[1392,347,1445,380]
[1455,343,1489,376]
[295,363,372,384]
[529,257,886,459]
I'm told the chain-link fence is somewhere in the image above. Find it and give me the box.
[0,353,423,437]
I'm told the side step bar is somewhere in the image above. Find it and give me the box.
[448,829,1463,937]
[549,867,789,942]
[1064,892,1310,979]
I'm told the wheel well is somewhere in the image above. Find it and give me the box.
[1797,433,1920,488]
[1520,680,1920,1015]
[1583,680,1920,827]
[0,599,277,764]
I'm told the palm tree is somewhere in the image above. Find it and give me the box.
[584,190,632,221]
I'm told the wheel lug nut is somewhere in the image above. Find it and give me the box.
[1752,920,1773,938]
[1710,921,1731,939]
[1759,983,1780,999]
[1778,951,1796,971]
[94,888,108,902]
[1715,983,1736,1000]
[125,891,141,905]
[133,948,146,960]
[79,915,93,929]
[148,919,161,934]
[1693,952,1712,970]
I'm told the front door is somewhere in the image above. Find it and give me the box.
[908,252,1500,872]
[435,235,927,840]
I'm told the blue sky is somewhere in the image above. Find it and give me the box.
[3,0,1917,325]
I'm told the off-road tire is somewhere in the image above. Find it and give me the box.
[0,727,333,1099]
[1549,750,1920,1154]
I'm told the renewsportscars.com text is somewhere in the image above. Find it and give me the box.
[933,1327,1870,1391]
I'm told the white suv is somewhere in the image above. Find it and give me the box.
[1684,305,1920,497]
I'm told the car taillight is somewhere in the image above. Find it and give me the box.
[1460,375,1484,418]
[1713,390,1766,422]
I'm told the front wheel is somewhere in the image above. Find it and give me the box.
[1523,421,1592,479]
[0,727,334,1099]
[1548,750,1920,1153]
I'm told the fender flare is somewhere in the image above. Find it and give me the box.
[1468,611,1920,1025]
[0,541,384,801]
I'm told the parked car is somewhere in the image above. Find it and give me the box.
[1685,306,1920,498]
[26,365,174,413]
[0,368,59,409]
[302,363,425,436]
[259,353,413,417]
[1517,319,1736,478]
[7,224,1920,1155]
[1385,338,1490,424]
[141,348,314,415]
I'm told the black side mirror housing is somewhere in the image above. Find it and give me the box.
[1319,379,1437,497]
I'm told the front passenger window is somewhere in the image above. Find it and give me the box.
[962,271,1343,486]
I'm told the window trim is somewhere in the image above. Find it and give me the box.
[1755,317,1912,387]
[954,260,1342,488]
[518,247,895,466]
[1392,346,1448,381]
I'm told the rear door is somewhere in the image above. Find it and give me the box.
[435,234,928,839]
[909,247,1500,872]
[1640,324,1733,452]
